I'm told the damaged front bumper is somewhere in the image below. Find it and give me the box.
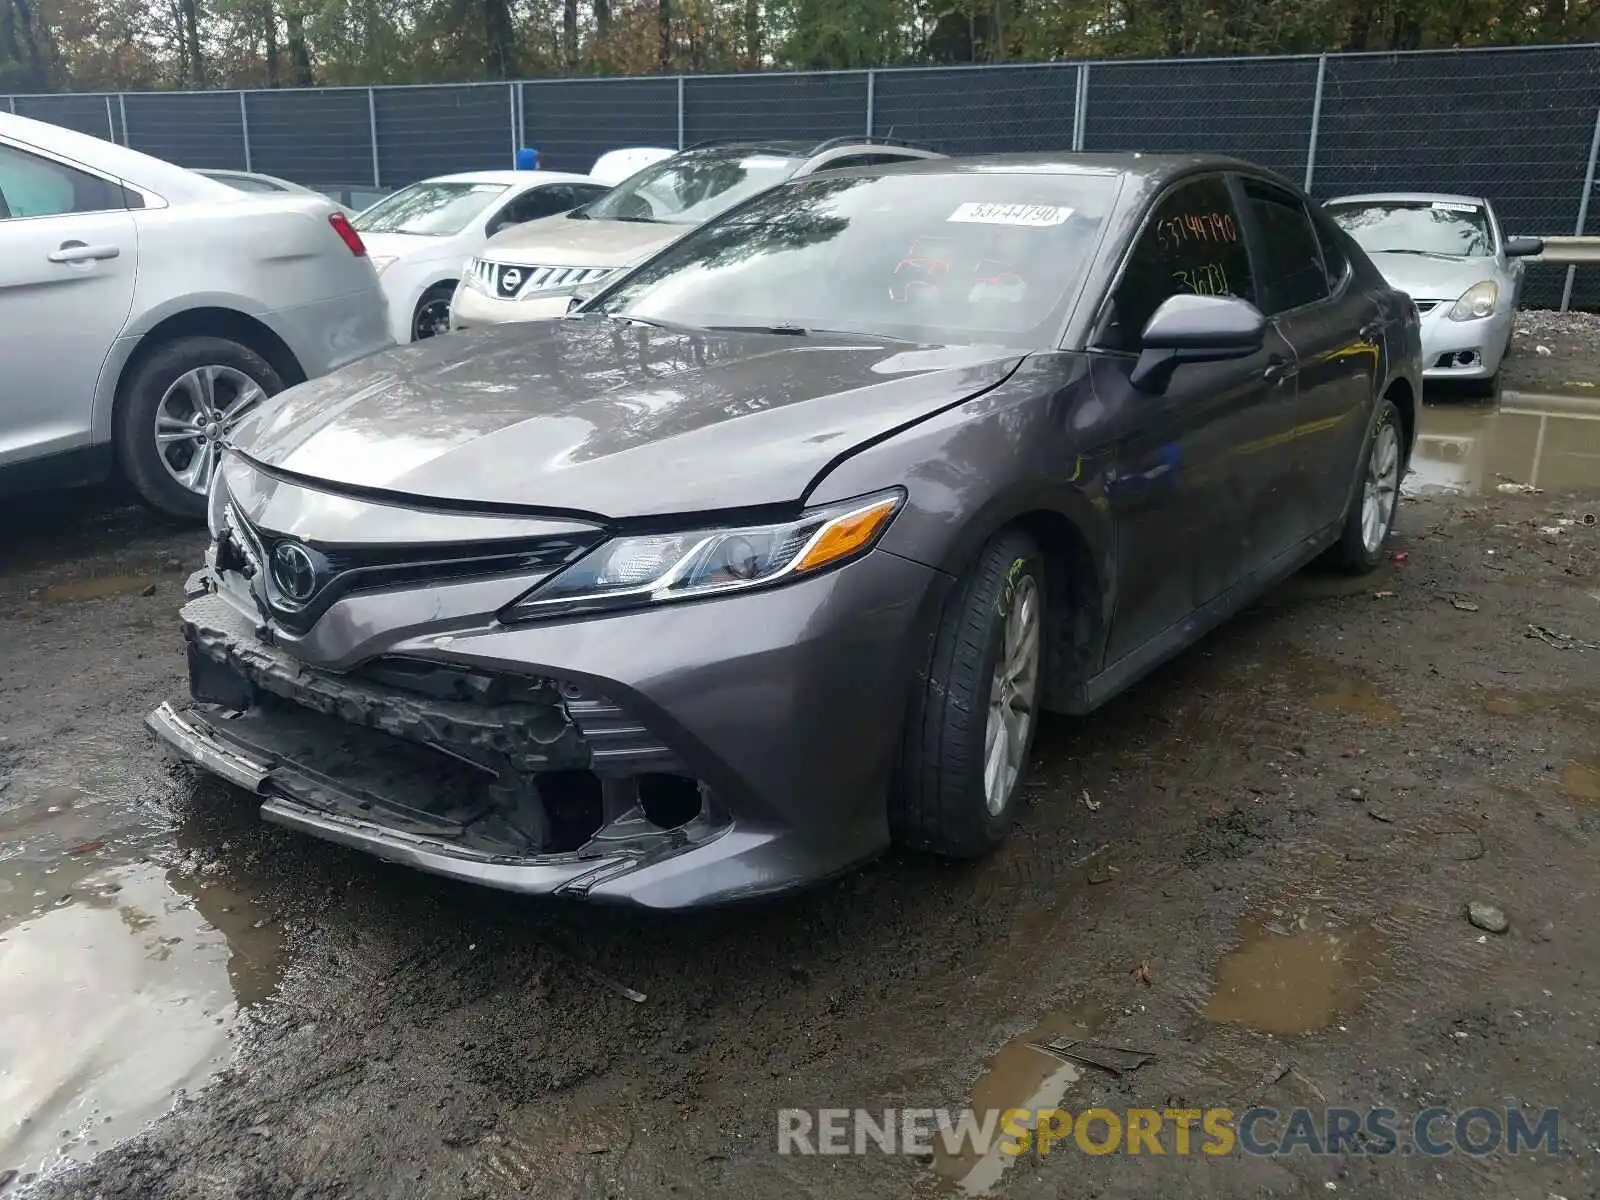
[150,528,941,907]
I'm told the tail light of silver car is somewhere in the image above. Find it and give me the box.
[327,211,367,256]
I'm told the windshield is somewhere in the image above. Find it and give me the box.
[1327,200,1494,257]
[591,171,1120,348]
[581,150,803,226]
[354,181,508,236]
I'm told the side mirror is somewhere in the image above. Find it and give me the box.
[565,282,602,313]
[1503,235,1543,258]
[1130,294,1267,393]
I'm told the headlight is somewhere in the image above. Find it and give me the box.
[521,268,614,301]
[1448,280,1498,321]
[500,490,904,622]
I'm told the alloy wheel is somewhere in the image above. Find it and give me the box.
[1361,420,1401,555]
[154,365,267,496]
[983,574,1040,816]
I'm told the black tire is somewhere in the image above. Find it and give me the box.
[115,336,285,520]
[412,284,456,341]
[1329,397,1404,574]
[892,529,1046,858]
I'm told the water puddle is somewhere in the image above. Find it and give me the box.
[0,789,283,1188]
[36,575,161,604]
[1203,908,1382,1036]
[1309,677,1401,723]
[1409,392,1600,497]
[932,1003,1102,1195]
[1284,652,1400,723]
[1561,758,1600,803]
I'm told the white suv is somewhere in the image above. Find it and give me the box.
[0,112,392,518]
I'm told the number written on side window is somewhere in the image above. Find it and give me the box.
[1100,176,1255,352]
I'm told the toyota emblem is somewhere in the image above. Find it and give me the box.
[269,541,319,604]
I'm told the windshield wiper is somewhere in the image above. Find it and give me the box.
[614,214,664,224]
[1370,248,1462,258]
[707,322,811,336]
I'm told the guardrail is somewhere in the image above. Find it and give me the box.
[1532,236,1600,265]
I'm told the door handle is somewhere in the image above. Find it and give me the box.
[48,243,121,264]
[1263,354,1297,384]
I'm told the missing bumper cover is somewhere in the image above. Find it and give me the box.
[160,594,729,868]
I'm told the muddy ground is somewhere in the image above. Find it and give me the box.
[2,323,1598,1200]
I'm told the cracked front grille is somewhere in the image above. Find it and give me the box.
[469,257,616,300]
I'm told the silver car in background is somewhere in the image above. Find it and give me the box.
[0,112,392,518]
[1325,192,1543,392]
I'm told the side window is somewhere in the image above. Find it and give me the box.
[1311,211,1351,293]
[568,183,611,206]
[1240,179,1328,314]
[0,143,127,219]
[494,185,577,230]
[1099,175,1254,352]
[817,153,915,171]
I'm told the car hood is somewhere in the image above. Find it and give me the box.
[231,318,1026,519]
[475,214,683,268]
[1366,251,1502,301]
[360,230,457,263]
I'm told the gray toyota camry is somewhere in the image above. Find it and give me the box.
[149,154,1422,908]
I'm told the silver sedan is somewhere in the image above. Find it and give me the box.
[1324,192,1542,392]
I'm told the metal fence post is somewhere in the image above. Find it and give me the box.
[508,82,519,161]
[104,95,115,141]
[1072,63,1089,151]
[5,96,14,114]
[1560,101,1600,313]
[676,76,686,149]
[118,93,129,145]
[865,69,875,137]
[1304,54,1327,193]
[367,86,380,187]
[239,91,253,171]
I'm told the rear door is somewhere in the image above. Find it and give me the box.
[1091,173,1296,665]
[1234,175,1379,537]
[0,139,137,472]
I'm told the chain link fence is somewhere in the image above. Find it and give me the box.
[8,44,1600,307]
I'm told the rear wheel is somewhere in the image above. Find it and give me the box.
[116,336,283,520]
[412,284,456,341]
[892,529,1045,858]
[1329,397,1403,574]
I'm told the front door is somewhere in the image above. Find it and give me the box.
[0,139,137,471]
[1090,174,1295,666]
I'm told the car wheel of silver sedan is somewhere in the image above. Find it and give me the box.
[1330,396,1404,574]
[116,335,285,520]
[892,528,1046,858]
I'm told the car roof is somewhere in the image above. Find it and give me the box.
[1326,191,1488,207]
[0,110,233,204]
[811,150,1276,180]
[416,169,597,186]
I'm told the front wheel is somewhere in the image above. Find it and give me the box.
[412,284,456,341]
[892,529,1046,858]
[1329,397,1403,574]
